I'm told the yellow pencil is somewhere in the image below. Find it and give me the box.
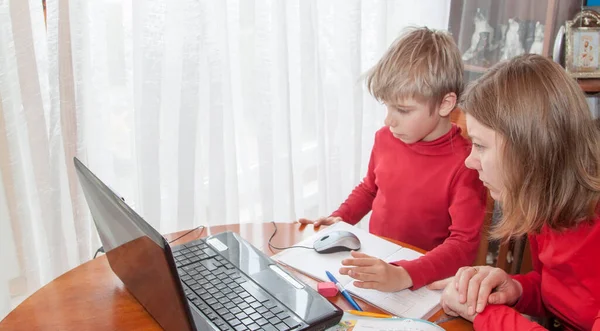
[346,310,395,319]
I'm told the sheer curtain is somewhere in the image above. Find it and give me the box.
[0,0,450,320]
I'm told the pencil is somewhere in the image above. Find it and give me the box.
[433,315,459,325]
[346,310,394,319]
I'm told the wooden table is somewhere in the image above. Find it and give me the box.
[0,222,472,330]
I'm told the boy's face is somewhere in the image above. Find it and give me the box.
[383,98,447,144]
[464,114,504,202]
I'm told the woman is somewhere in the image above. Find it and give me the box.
[429,54,600,330]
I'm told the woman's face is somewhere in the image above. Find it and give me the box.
[464,114,505,202]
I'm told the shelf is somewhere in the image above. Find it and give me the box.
[464,64,489,74]
[577,79,600,93]
[464,68,600,94]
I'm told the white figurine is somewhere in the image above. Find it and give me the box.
[462,8,495,62]
[528,21,545,54]
[501,18,525,60]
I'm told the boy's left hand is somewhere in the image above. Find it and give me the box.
[339,251,413,292]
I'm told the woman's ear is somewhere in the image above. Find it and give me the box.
[438,92,457,117]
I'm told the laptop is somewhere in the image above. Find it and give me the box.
[73,157,343,331]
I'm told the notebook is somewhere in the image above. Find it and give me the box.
[272,222,442,320]
[329,312,444,331]
[352,318,444,331]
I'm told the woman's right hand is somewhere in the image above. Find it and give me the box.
[429,266,524,315]
[298,216,342,227]
[452,266,523,315]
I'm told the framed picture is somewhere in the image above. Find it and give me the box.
[565,10,600,78]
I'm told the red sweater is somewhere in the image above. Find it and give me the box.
[331,125,486,289]
[474,215,600,331]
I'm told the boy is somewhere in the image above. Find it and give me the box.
[299,27,486,291]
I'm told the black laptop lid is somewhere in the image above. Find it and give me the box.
[74,157,195,331]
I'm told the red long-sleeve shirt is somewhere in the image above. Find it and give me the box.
[331,125,486,289]
[473,215,600,331]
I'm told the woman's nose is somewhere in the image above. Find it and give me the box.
[464,149,479,170]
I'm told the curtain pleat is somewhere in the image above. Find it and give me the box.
[0,0,451,320]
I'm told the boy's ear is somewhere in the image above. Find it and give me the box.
[438,92,457,117]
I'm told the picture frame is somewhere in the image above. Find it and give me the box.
[565,10,600,78]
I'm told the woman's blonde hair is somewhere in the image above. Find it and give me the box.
[366,27,463,112]
[461,54,600,239]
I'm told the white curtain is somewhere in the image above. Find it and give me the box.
[0,0,450,320]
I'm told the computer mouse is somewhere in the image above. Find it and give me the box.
[313,231,361,254]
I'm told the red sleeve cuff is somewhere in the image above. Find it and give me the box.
[473,304,545,331]
[473,305,505,330]
[473,305,493,330]
[390,259,426,290]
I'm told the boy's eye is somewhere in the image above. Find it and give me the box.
[395,107,409,113]
[473,143,485,151]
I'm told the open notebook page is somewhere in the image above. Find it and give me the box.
[272,222,441,319]
[272,222,401,286]
[344,249,441,319]
[352,318,444,331]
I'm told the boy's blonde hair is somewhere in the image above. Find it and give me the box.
[461,54,600,239]
[366,27,464,113]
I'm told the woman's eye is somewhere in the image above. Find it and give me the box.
[473,143,485,151]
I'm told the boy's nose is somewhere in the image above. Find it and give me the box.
[384,113,396,128]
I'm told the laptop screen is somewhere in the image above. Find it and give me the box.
[74,158,195,331]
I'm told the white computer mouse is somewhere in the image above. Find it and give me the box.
[313,231,361,254]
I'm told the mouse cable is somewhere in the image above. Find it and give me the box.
[93,246,105,259]
[268,221,314,251]
[168,225,205,244]
[93,194,124,259]
[92,225,205,259]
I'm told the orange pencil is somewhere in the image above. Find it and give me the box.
[346,310,395,319]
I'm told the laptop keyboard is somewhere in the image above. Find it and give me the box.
[174,240,303,331]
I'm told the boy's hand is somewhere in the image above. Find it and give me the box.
[298,216,342,227]
[339,251,413,292]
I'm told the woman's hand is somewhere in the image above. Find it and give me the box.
[437,277,477,322]
[429,266,523,315]
[298,216,342,227]
[339,251,413,292]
